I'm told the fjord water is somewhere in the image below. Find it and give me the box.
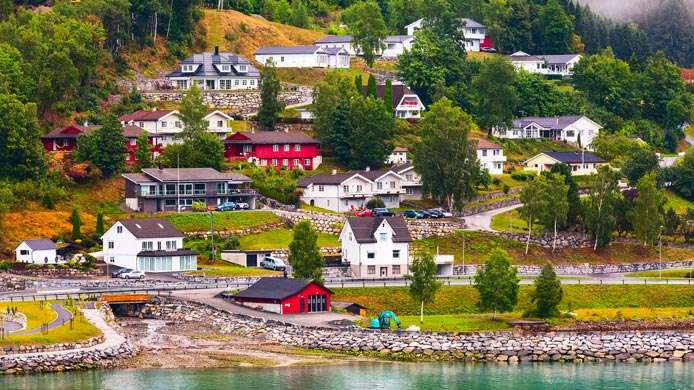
[1,362,693,390]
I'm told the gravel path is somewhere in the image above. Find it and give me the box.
[12,303,73,336]
[463,203,522,231]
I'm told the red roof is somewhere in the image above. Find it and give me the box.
[473,138,501,150]
[43,124,101,139]
[122,125,151,138]
[225,131,319,144]
[682,69,694,84]
[119,109,176,122]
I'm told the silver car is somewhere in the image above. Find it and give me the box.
[119,270,146,279]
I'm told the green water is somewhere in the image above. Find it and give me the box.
[1,362,693,389]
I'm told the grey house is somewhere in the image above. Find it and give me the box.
[166,46,261,90]
[123,168,256,213]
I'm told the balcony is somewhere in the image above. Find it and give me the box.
[139,188,257,198]
[373,188,406,195]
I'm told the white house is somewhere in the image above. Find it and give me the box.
[166,46,260,90]
[524,151,606,176]
[101,218,198,273]
[119,109,233,146]
[340,217,412,278]
[405,18,489,52]
[254,45,350,68]
[474,138,507,175]
[392,162,423,200]
[314,35,357,56]
[204,111,234,140]
[381,35,414,58]
[386,146,409,165]
[509,51,582,77]
[492,115,601,148]
[297,168,406,212]
[362,82,425,119]
[15,239,58,264]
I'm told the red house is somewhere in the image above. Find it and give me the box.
[42,124,101,152]
[230,278,332,314]
[224,131,322,170]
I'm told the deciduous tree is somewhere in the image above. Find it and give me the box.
[343,0,387,67]
[472,56,518,135]
[75,114,127,177]
[135,132,153,169]
[288,220,324,282]
[474,248,519,318]
[629,172,666,246]
[407,251,441,323]
[583,166,621,250]
[531,263,563,318]
[179,85,208,140]
[0,93,45,180]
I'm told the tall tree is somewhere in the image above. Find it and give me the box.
[640,51,692,130]
[413,98,480,211]
[671,149,694,201]
[519,175,549,255]
[537,173,569,252]
[472,57,518,135]
[348,95,394,169]
[531,263,563,318]
[583,166,621,250]
[257,61,285,129]
[70,208,82,240]
[474,248,519,318]
[629,172,666,246]
[75,115,127,177]
[95,208,105,237]
[0,94,45,180]
[179,85,208,140]
[407,251,441,323]
[327,99,353,165]
[135,132,153,169]
[354,74,363,94]
[549,163,580,226]
[367,74,377,97]
[312,71,356,139]
[536,0,574,53]
[621,147,659,185]
[343,0,387,67]
[383,79,393,114]
[486,0,533,53]
[288,220,324,282]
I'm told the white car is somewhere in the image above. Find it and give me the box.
[260,257,286,271]
[236,202,250,210]
[432,208,453,218]
[119,270,146,279]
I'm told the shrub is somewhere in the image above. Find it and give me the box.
[192,201,208,212]
[366,197,385,209]
[510,172,534,181]
[222,235,240,250]
[502,184,510,194]
[492,177,501,186]
[0,261,11,272]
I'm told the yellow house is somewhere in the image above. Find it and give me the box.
[524,151,605,176]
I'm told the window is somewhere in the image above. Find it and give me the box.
[293,158,300,166]
[220,80,232,90]
[116,226,123,233]
[377,182,383,190]
[165,199,177,206]
[304,158,311,165]
[367,252,375,259]
[282,159,288,166]
[273,144,279,152]
[250,80,255,86]
[405,174,412,181]
[566,130,575,137]
[217,120,223,127]
[179,183,193,195]
[217,182,227,194]
[318,185,324,192]
[20,250,29,255]
[272,159,278,166]
[139,122,145,128]
[482,150,487,157]
[142,241,153,250]
[194,183,206,195]
[239,65,247,72]
[307,294,327,312]
[379,233,387,242]
[392,265,401,275]
[280,56,285,62]
[294,144,301,151]
[108,241,114,249]
[283,144,290,152]
[367,265,376,274]
[342,185,349,193]
[176,80,188,89]
[221,65,230,72]
[157,241,162,250]
[390,181,396,189]
[234,80,239,86]
[356,185,362,192]
[392,249,400,258]
[161,121,167,128]
[242,80,247,86]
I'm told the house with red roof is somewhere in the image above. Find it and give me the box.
[41,124,101,152]
[224,131,322,170]
[474,138,507,175]
[119,109,233,147]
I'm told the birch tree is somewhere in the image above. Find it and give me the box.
[407,252,440,324]
[583,166,620,250]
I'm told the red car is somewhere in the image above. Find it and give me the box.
[354,208,373,217]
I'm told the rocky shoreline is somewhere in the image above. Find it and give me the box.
[139,297,694,364]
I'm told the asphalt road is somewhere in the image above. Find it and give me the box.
[463,203,522,231]
[12,303,73,335]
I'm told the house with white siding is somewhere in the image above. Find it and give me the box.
[101,218,198,273]
[314,35,357,56]
[362,83,425,119]
[405,18,490,52]
[524,151,606,176]
[254,45,350,68]
[381,35,414,58]
[166,46,260,90]
[15,239,58,264]
[474,139,507,175]
[340,217,412,278]
[492,115,601,148]
[509,51,582,77]
[119,109,233,146]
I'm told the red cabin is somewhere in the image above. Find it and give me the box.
[41,124,101,152]
[230,277,332,314]
[224,131,322,170]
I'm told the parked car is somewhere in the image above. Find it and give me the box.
[260,257,286,271]
[418,210,433,218]
[373,208,394,217]
[403,210,424,219]
[111,268,132,278]
[426,209,445,218]
[235,202,250,210]
[119,270,145,279]
[354,208,373,217]
[431,208,453,218]
[216,201,237,211]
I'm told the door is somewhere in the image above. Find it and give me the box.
[299,298,305,313]
[206,80,215,90]
[247,254,257,267]
[380,267,388,277]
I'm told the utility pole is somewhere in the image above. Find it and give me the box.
[209,211,215,263]
[659,225,663,280]
[462,231,466,276]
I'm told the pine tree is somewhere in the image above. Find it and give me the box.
[474,248,519,318]
[354,74,363,95]
[383,79,393,114]
[367,74,377,97]
[135,132,153,169]
[95,209,105,237]
[70,208,82,240]
[407,252,441,323]
[257,61,284,130]
[288,220,324,282]
[531,263,563,318]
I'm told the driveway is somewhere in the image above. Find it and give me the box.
[463,203,522,231]
[12,303,73,336]
[173,288,357,328]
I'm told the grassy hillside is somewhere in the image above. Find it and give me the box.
[202,9,325,60]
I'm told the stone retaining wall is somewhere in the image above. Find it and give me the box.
[492,231,594,249]
[454,260,694,276]
[140,297,694,364]
[141,89,311,115]
[0,335,105,356]
[0,274,27,292]
[184,221,286,238]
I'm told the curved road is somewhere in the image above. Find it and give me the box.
[12,303,73,336]
[463,203,522,231]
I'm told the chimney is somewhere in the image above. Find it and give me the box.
[214,46,219,55]
[365,166,370,172]
[331,169,337,175]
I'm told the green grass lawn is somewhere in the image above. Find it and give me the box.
[665,190,694,214]
[495,138,578,163]
[239,228,339,250]
[164,211,281,232]
[397,314,511,332]
[187,261,281,277]
[625,268,694,279]
[685,125,694,138]
[0,301,100,346]
[490,209,543,233]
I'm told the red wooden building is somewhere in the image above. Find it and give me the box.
[224,131,322,170]
[230,277,332,314]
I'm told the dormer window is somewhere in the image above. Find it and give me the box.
[182,64,196,73]
[221,64,231,72]
[238,65,247,73]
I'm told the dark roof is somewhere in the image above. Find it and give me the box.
[324,47,348,55]
[513,116,586,130]
[391,162,414,174]
[543,151,605,164]
[122,125,150,138]
[140,168,251,183]
[21,239,56,250]
[538,54,581,65]
[118,218,184,239]
[225,131,320,145]
[43,125,101,139]
[137,249,198,257]
[119,110,177,122]
[166,51,260,78]
[361,83,419,108]
[509,51,543,62]
[315,35,353,44]
[346,217,412,244]
[385,35,413,43]
[297,171,359,186]
[122,173,152,184]
[255,45,323,55]
[233,277,332,300]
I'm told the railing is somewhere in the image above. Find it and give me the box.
[139,189,257,197]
